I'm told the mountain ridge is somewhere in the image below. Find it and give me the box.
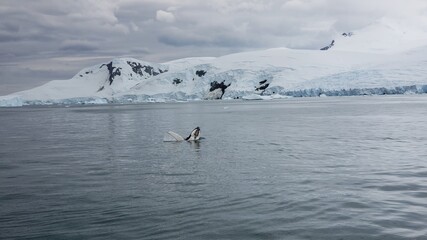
[1,20,427,107]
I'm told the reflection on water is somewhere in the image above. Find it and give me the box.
[189,141,201,151]
[1,95,427,239]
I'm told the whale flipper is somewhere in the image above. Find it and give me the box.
[164,127,201,142]
[166,131,185,141]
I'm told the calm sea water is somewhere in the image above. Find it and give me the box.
[1,95,427,240]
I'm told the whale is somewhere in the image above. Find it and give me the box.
[165,127,201,142]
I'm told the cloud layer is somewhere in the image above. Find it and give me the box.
[1,0,427,94]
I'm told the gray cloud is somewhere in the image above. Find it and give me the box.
[0,32,21,42]
[0,0,427,95]
[59,40,98,52]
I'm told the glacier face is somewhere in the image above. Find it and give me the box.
[0,95,23,107]
[1,20,427,107]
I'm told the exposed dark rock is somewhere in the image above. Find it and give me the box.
[195,70,207,77]
[209,80,231,99]
[79,75,83,77]
[320,40,335,51]
[97,86,104,92]
[256,83,270,91]
[255,79,270,94]
[127,61,167,77]
[342,32,353,37]
[100,62,122,85]
[173,78,183,85]
[144,66,157,75]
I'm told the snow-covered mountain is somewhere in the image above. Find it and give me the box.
[1,19,427,107]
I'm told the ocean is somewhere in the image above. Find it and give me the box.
[1,95,427,239]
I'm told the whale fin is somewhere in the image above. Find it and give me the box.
[166,131,185,141]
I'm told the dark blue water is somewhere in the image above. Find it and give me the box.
[1,95,427,239]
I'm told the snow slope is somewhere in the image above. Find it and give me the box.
[1,19,427,106]
[332,18,427,54]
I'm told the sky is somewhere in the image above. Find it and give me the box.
[1,0,427,95]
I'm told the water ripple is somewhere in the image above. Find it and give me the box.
[2,96,427,239]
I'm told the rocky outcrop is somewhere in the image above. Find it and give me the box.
[255,79,270,94]
[100,62,121,85]
[205,80,231,99]
[195,70,207,77]
[127,61,167,77]
[320,40,335,51]
[172,78,183,85]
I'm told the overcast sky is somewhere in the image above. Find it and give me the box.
[1,0,427,95]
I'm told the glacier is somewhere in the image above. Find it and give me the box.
[0,95,23,107]
[1,19,427,107]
